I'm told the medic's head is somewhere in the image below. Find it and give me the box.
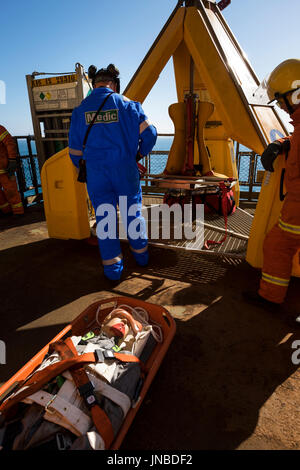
[88,63,120,93]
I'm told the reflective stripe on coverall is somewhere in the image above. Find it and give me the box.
[0,126,24,215]
[259,106,300,303]
[68,88,157,280]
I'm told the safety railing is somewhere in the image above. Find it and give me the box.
[236,144,264,202]
[14,135,42,208]
[12,134,262,207]
[141,137,263,202]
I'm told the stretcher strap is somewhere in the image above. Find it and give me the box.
[57,338,143,446]
[61,338,114,448]
[23,390,91,437]
[204,182,229,249]
[86,372,131,417]
[0,352,98,413]
[0,339,142,427]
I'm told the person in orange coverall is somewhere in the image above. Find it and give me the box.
[0,125,24,215]
[244,59,300,322]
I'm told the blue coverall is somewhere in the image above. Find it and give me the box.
[69,86,157,280]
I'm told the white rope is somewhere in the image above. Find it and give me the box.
[118,304,163,343]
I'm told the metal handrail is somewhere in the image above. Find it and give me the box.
[13,135,41,207]
[12,133,262,204]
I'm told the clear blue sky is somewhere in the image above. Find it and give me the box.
[0,0,299,135]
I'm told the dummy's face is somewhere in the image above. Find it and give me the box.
[102,316,130,338]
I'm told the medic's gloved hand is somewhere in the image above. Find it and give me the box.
[6,159,17,177]
[137,162,147,178]
[136,151,145,162]
[261,140,289,172]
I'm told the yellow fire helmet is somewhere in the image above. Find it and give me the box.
[267,59,300,112]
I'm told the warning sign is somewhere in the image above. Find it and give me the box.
[32,74,77,88]
[33,82,77,111]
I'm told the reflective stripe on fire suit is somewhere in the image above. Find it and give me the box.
[259,105,300,303]
[68,87,157,280]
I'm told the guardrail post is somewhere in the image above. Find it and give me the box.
[27,135,39,196]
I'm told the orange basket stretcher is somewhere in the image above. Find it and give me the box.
[0,296,176,450]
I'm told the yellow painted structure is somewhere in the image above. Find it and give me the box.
[41,0,299,280]
[41,148,90,240]
[166,102,186,175]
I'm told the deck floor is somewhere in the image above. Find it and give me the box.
[140,203,251,258]
[1,204,300,450]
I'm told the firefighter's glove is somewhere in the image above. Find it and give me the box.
[6,159,17,177]
[261,141,283,172]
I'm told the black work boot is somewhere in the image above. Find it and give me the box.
[243,291,300,328]
[242,290,282,313]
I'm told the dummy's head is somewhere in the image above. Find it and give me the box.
[101,308,142,339]
[88,64,120,93]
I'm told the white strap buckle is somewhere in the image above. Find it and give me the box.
[44,394,57,414]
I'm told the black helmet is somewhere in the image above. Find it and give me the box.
[88,64,120,92]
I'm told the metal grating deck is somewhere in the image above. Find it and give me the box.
[204,207,253,238]
[142,205,252,259]
[93,200,254,260]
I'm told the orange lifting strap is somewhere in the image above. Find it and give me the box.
[57,338,114,448]
[0,337,143,449]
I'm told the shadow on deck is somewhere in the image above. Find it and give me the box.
[1,225,300,449]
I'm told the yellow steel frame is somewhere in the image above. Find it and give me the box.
[41,0,298,279]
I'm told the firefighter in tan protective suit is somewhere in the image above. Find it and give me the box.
[244,59,300,322]
[0,125,24,215]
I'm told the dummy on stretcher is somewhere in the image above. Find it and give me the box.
[0,297,176,450]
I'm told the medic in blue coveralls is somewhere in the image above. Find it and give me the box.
[68,64,157,281]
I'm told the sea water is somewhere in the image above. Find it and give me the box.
[16,138,41,198]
